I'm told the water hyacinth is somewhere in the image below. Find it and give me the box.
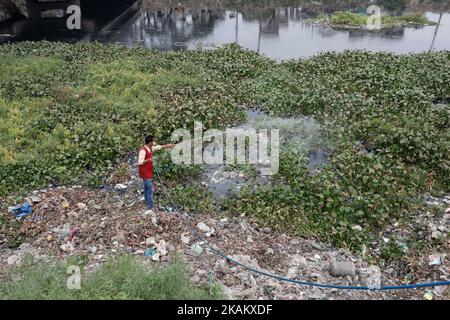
[0,42,448,257]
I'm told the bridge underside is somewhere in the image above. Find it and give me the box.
[3,0,135,20]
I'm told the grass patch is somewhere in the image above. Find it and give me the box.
[0,254,222,300]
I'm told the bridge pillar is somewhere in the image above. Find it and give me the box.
[25,0,80,19]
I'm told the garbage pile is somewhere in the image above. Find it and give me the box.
[1,183,448,300]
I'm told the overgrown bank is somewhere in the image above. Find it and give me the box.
[0,42,449,262]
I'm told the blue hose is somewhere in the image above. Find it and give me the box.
[154,165,450,291]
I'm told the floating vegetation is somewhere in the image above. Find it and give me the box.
[307,12,436,30]
[201,109,327,198]
[0,42,448,256]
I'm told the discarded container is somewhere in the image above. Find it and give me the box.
[145,247,157,257]
[428,253,445,266]
[424,291,433,300]
[197,222,212,233]
[11,203,33,219]
[329,261,356,277]
[181,233,191,244]
[76,202,87,210]
[190,243,203,256]
[164,206,175,213]
[114,184,128,190]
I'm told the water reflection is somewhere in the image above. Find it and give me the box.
[0,0,449,59]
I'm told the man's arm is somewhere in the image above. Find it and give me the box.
[152,144,175,152]
[137,144,176,165]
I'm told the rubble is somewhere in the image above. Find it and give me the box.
[189,243,203,257]
[76,202,87,210]
[114,184,128,190]
[428,254,446,266]
[25,195,42,204]
[0,167,448,300]
[424,291,433,300]
[7,255,20,266]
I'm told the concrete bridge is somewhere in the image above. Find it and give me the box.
[1,0,137,23]
[23,0,80,19]
[0,0,138,39]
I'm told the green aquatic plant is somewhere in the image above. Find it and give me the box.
[309,11,436,29]
[331,11,368,26]
[0,42,448,260]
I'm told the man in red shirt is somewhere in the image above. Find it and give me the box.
[137,135,175,211]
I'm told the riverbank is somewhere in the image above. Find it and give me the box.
[0,42,449,299]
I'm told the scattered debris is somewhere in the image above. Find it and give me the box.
[145,247,157,257]
[7,255,20,266]
[431,230,444,239]
[114,184,128,190]
[197,222,215,237]
[76,202,87,210]
[309,289,327,300]
[181,233,191,245]
[262,227,272,234]
[365,265,382,290]
[0,166,448,300]
[189,243,203,257]
[10,203,33,219]
[25,195,42,204]
[423,291,433,300]
[60,242,75,252]
[428,254,446,266]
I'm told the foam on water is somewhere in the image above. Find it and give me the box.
[202,109,329,198]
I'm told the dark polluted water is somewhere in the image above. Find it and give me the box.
[201,109,328,198]
[1,1,449,60]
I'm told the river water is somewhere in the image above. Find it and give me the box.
[0,1,449,60]
[100,10,450,60]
